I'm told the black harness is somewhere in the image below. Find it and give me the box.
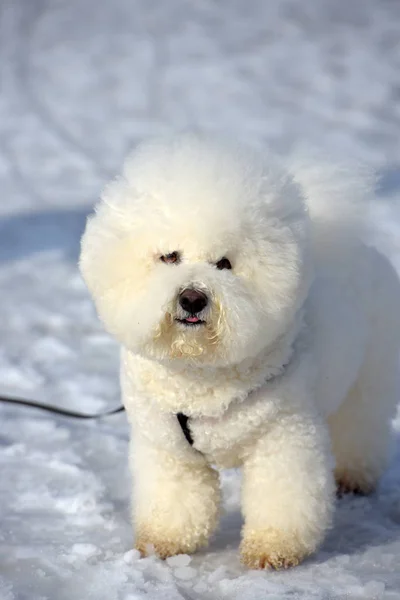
[174,353,293,448]
[176,412,194,445]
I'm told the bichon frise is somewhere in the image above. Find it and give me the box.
[79,134,400,569]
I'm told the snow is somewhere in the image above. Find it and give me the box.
[1,0,400,598]
[166,555,192,568]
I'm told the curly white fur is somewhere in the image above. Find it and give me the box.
[80,134,400,569]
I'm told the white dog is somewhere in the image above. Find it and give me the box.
[79,134,400,569]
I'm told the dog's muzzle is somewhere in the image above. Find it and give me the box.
[177,288,208,325]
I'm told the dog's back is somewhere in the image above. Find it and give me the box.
[291,156,400,420]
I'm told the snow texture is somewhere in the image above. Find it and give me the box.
[1,0,400,598]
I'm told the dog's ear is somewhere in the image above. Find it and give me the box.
[79,185,136,330]
[79,173,141,300]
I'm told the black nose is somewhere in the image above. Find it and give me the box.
[179,288,208,314]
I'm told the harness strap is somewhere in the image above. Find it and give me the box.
[174,353,294,448]
[176,412,193,446]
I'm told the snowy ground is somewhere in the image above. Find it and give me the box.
[1,0,400,598]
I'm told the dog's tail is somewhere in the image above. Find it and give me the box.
[288,152,374,269]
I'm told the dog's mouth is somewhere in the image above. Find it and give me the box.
[176,316,205,326]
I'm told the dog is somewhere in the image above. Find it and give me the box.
[79,134,400,569]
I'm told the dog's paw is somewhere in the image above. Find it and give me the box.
[335,471,376,498]
[240,528,309,570]
[135,536,193,560]
[135,523,208,560]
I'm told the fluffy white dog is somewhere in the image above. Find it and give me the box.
[80,134,400,569]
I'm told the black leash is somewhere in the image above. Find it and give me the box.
[0,393,193,445]
[0,394,125,419]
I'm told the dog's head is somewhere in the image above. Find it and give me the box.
[80,135,313,367]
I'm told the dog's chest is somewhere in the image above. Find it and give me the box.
[188,412,250,468]
[184,382,279,468]
[126,352,270,419]
[123,350,290,468]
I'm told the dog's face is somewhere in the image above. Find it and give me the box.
[80,136,312,367]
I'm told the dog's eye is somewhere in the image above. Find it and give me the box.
[216,257,232,270]
[160,252,180,265]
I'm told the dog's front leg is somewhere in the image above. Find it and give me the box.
[240,411,335,569]
[131,437,221,559]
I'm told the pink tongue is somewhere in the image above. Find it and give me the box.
[186,316,199,323]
